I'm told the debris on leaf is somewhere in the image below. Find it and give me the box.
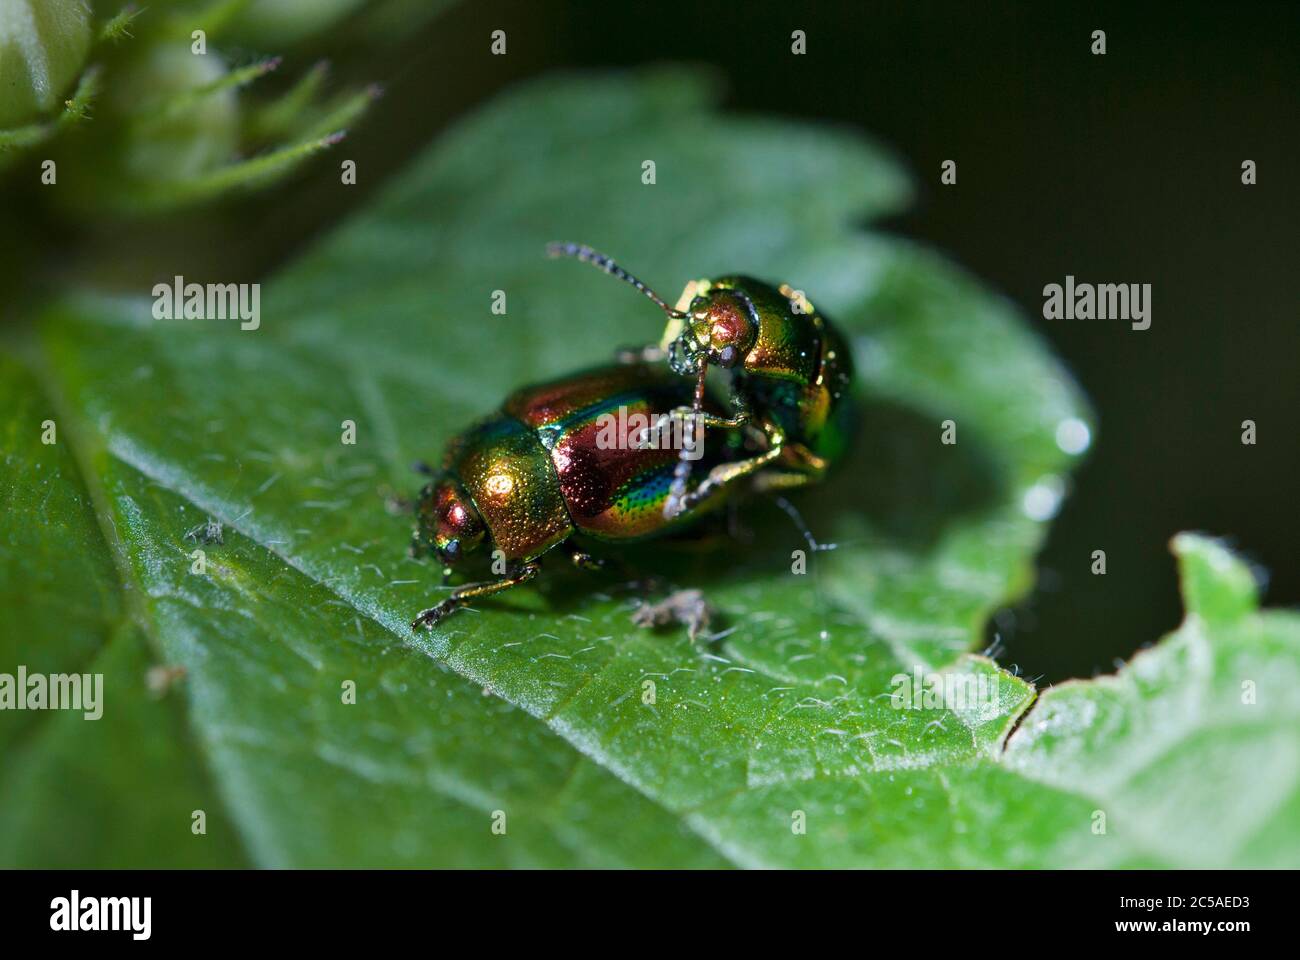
[631,589,713,641]
[146,664,187,698]
[184,518,223,545]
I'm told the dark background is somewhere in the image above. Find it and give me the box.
[31,0,1300,683]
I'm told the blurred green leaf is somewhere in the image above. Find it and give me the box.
[3,69,1296,867]
[0,0,92,127]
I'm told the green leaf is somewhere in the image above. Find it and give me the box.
[4,68,1297,867]
[1002,534,1300,867]
[0,361,722,868]
[0,358,245,868]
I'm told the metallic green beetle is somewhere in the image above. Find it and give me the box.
[410,363,733,629]
[547,243,856,519]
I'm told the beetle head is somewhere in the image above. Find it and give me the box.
[413,476,486,566]
[546,242,758,373]
[675,286,760,372]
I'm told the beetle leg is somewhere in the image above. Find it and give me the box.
[770,493,837,553]
[666,417,786,518]
[678,444,784,513]
[751,444,829,492]
[786,443,829,473]
[411,561,541,629]
[661,382,758,519]
[673,407,749,430]
[708,387,755,433]
[642,406,749,451]
[649,383,754,448]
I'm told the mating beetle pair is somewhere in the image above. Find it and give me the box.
[408,243,855,631]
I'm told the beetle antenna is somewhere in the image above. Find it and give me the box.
[547,242,688,319]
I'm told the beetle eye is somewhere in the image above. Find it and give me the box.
[419,478,486,564]
[717,345,739,367]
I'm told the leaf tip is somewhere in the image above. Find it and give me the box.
[1171,532,1261,625]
